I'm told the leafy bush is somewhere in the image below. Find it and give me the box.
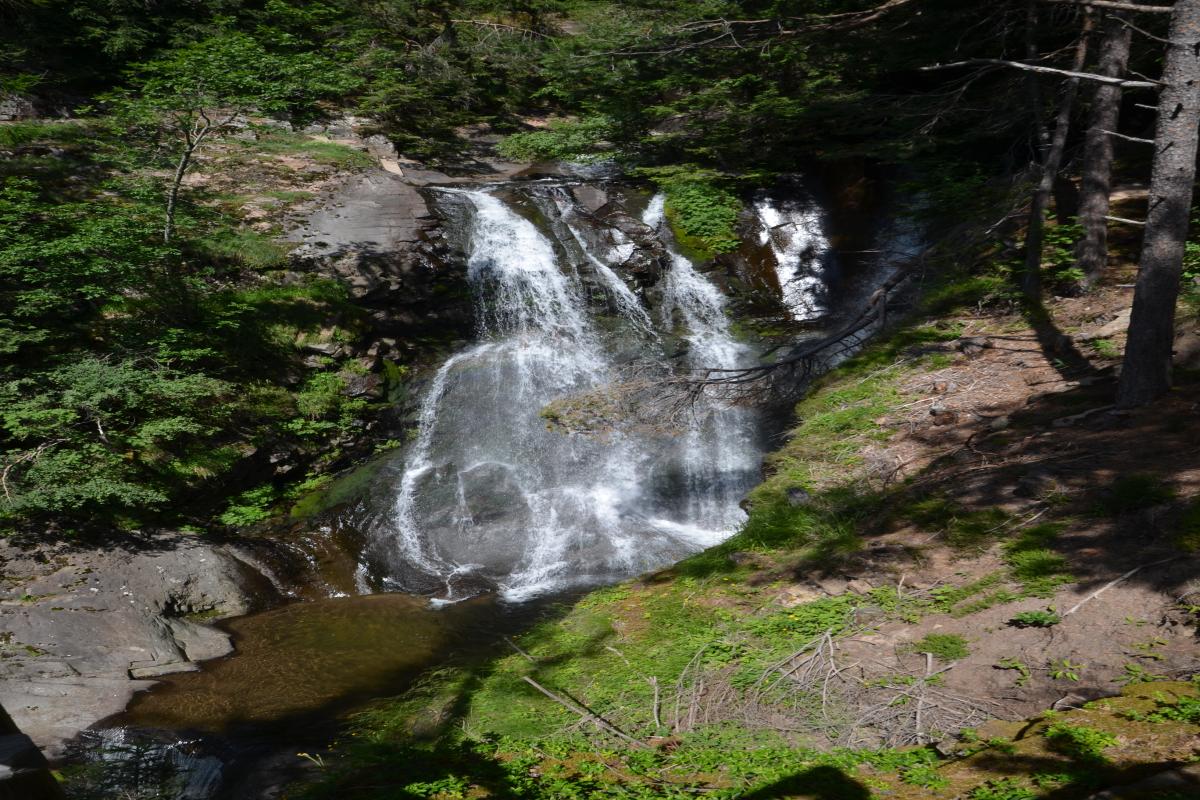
[497,117,615,162]
[1009,609,1061,628]
[218,485,278,527]
[1037,217,1085,291]
[638,167,742,258]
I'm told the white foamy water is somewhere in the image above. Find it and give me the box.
[753,195,833,321]
[367,188,762,601]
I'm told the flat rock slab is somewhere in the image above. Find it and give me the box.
[0,535,268,758]
[288,169,432,258]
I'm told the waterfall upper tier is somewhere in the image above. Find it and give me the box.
[360,185,774,601]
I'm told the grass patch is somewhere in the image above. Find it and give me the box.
[1009,609,1060,628]
[1095,473,1176,516]
[1001,522,1073,597]
[0,120,89,147]
[906,633,970,662]
[247,130,375,169]
[1175,498,1200,551]
[194,226,292,270]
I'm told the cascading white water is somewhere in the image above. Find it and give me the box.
[753,195,834,321]
[543,188,656,336]
[641,194,759,533]
[369,187,761,602]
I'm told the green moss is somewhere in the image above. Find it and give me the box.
[289,453,394,519]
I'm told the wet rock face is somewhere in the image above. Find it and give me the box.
[285,169,474,339]
[0,535,277,758]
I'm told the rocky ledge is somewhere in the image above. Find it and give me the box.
[0,534,277,759]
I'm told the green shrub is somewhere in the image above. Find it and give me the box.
[638,166,742,258]
[497,117,614,162]
[217,484,277,527]
[1009,609,1061,628]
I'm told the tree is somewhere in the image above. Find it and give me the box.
[1075,13,1135,285]
[1117,0,1200,407]
[114,31,358,242]
[1023,9,1095,298]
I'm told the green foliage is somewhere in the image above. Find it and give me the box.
[907,633,970,662]
[1009,609,1061,628]
[1091,338,1120,359]
[748,595,859,641]
[638,167,742,258]
[1043,722,1117,763]
[497,117,615,162]
[1128,693,1200,723]
[1036,217,1086,291]
[218,485,278,527]
[968,777,1038,800]
[113,30,359,122]
[901,762,949,789]
[997,657,1032,687]
[1116,663,1168,687]
[1050,659,1085,682]
[0,120,370,532]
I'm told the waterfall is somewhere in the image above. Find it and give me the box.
[752,195,834,321]
[543,187,656,336]
[367,187,762,602]
[641,194,759,533]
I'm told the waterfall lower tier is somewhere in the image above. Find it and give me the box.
[362,186,771,602]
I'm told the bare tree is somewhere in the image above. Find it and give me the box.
[1075,12,1135,286]
[1023,10,1096,298]
[163,107,240,244]
[1117,0,1200,407]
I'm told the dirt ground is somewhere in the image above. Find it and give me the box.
[759,262,1200,734]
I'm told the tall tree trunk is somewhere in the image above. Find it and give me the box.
[1023,12,1095,298]
[1076,14,1134,286]
[1116,0,1200,407]
[1025,0,1051,157]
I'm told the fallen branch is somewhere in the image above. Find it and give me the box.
[1062,556,1177,616]
[522,676,648,748]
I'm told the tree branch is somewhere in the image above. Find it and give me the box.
[1040,0,1172,13]
[921,59,1157,88]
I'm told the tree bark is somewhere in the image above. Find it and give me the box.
[1076,14,1134,285]
[1117,0,1200,407]
[1023,12,1095,298]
